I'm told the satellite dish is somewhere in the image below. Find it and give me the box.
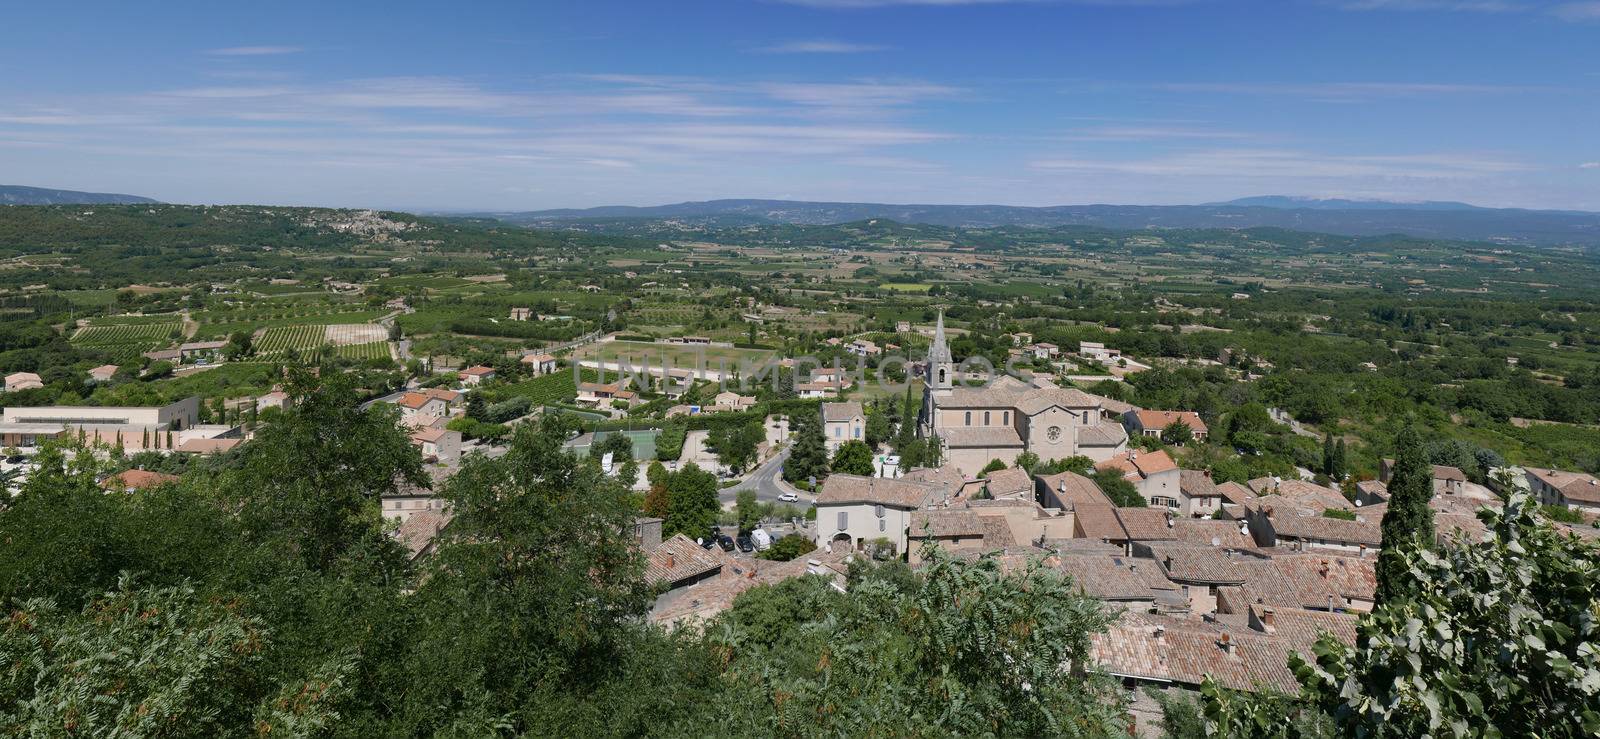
[1211,536,1221,547]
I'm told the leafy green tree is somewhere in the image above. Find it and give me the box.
[1375,426,1435,604]
[1289,492,1598,737]
[831,439,875,476]
[710,417,763,474]
[864,397,897,449]
[1013,451,1040,473]
[1162,420,1194,446]
[735,489,763,532]
[390,418,662,735]
[785,413,828,485]
[1092,468,1145,507]
[706,545,1128,736]
[756,533,817,562]
[980,458,1008,475]
[220,368,426,571]
[0,576,333,735]
[663,462,719,540]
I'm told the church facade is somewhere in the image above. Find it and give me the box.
[919,313,1129,475]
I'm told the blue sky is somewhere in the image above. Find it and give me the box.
[1,0,1596,210]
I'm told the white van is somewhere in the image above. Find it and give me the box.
[751,529,773,551]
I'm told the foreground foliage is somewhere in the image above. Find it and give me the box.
[1204,490,1600,737]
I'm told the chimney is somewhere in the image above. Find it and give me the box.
[1328,594,1335,611]
[1153,625,1166,642]
[1165,512,1175,528]
[666,553,676,569]
[1219,632,1235,655]
[1319,560,1330,578]
[1261,607,1275,628]
[1163,555,1173,571]
[1203,469,1212,479]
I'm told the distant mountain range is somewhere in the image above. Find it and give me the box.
[481,197,1600,247]
[0,185,158,206]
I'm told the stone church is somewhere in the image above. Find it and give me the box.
[919,313,1128,475]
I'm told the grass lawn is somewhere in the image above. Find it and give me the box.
[880,282,933,293]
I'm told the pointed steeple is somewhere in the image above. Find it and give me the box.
[927,310,953,395]
[928,310,951,365]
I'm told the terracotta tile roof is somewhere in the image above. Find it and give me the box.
[1037,471,1114,509]
[1056,554,1181,602]
[979,515,1019,548]
[395,509,452,560]
[1116,507,1178,541]
[1149,544,1262,585]
[1179,469,1224,498]
[396,392,436,410]
[1355,479,1389,501]
[1073,503,1128,541]
[939,426,1025,448]
[644,534,726,586]
[422,388,461,403]
[1527,468,1600,504]
[411,427,448,443]
[1085,393,1139,415]
[1261,509,1381,547]
[983,467,1032,498]
[1093,608,1358,695]
[821,402,863,422]
[1075,423,1129,447]
[100,469,181,491]
[1216,481,1257,505]
[1431,464,1467,482]
[1170,518,1256,548]
[459,365,495,376]
[816,474,941,509]
[1133,409,1209,435]
[911,509,987,538]
[1249,479,1353,514]
[1098,449,1178,479]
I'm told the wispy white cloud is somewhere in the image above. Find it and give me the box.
[1058,125,1250,141]
[1031,148,1528,179]
[1581,161,1600,169]
[756,39,890,53]
[205,45,303,56]
[775,0,1187,6]
[1333,0,1523,11]
[1159,81,1547,102]
[1551,1,1600,19]
[776,0,1033,7]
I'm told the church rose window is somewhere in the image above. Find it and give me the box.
[1047,426,1061,441]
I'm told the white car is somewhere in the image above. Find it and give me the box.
[778,492,799,503]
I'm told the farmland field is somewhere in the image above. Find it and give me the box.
[254,326,330,355]
[332,341,391,360]
[70,321,182,362]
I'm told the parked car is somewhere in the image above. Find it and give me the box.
[699,537,716,550]
[778,492,799,503]
[735,535,755,553]
[717,534,736,552]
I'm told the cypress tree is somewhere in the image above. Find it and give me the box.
[784,413,828,486]
[1375,426,1436,604]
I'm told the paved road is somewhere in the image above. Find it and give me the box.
[720,447,813,506]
